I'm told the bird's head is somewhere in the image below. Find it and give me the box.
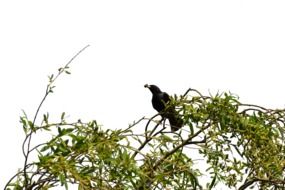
[144,84,162,94]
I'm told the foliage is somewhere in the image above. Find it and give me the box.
[5,48,285,189]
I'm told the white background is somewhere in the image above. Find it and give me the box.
[1,1,285,189]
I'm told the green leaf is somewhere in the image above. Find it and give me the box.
[48,74,54,82]
[43,113,49,124]
[28,120,35,131]
[61,112,65,120]
[40,145,50,152]
[188,122,194,135]
[59,173,68,189]
[61,128,74,135]
[58,127,62,135]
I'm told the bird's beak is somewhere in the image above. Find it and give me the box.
[144,84,150,88]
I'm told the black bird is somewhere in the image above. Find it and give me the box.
[144,84,183,131]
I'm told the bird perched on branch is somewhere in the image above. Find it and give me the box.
[144,84,183,132]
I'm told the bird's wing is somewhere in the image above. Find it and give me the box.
[162,92,170,103]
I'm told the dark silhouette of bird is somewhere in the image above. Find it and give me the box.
[144,84,183,131]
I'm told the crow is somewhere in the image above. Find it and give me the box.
[144,84,183,131]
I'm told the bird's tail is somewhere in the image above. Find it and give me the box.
[168,115,183,132]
